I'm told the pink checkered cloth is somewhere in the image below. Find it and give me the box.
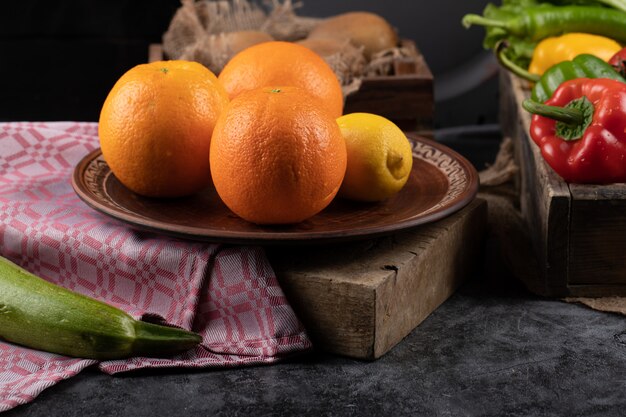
[0,122,312,412]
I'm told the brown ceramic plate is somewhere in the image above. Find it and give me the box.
[72,134,478,245]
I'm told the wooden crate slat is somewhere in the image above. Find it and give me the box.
[569,195,626,285]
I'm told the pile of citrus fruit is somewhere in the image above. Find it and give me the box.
[98,41,414,225]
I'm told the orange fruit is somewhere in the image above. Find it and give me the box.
[210,86,347,225]
[217,41,344,118]
[99,60,229,198]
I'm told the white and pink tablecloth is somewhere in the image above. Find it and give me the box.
[0,122,312,412]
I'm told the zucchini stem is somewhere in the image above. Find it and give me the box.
[132,321,202,357]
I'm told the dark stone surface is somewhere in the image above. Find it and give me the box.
[6,272,626,417]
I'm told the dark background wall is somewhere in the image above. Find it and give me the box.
[0,0,498,128]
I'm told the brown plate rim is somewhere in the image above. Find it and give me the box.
[71,134,479,245]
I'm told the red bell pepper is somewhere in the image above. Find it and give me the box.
[522,78,626,184]
[609,47,626,78]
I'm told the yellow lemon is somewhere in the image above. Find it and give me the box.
[337,113,413,202]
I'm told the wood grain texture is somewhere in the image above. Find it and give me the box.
[500,70,626,296]
[345,42,433,132]
[566,284,626,297]
[148,43,163,64]
[500,71,569,295]
[344,75,433,132]
[568,187,626,285]
[268,199,487,359]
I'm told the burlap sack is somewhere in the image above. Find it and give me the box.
[163,0,317,74]
[161,0,413,97]
[260,0,320,41]
[179,31,274,74]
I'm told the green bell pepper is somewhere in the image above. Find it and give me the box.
[496,41,626,102]
[532,54,626,102]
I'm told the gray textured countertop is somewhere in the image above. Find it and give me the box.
[6,273,626,417]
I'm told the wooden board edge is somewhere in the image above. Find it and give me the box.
[564,284,626,297]
[569,183,626,200]
[499,70,572,296]
[371,199,488,359]
[394,39,433,79]
[274,272,381,359]
[148,43,162,63]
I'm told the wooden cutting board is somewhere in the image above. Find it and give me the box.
[267,198,487,360]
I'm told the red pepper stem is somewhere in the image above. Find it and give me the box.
[522,99,584,125]
[523,96,595,141]
[495,41,541,82]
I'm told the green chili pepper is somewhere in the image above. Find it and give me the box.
[481,2,527,50]
[496,41,626,102]
[543,0,626,13]
[463,6,626,44]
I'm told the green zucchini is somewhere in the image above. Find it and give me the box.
[0,255,202,359]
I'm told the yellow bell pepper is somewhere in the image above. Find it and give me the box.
[528,33,621,76]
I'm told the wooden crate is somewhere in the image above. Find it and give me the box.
[267,199,487,360]
[342,40,433,133]
[148,40,434,133]
[500,70,626,297]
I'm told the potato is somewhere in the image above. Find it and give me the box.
[296,38,346,57]
[225,30,274,55]
[308,12,398,59]
[180,30,273,73]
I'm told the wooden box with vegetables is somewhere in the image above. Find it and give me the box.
[465,0,626,296]
[152,1,434,133]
